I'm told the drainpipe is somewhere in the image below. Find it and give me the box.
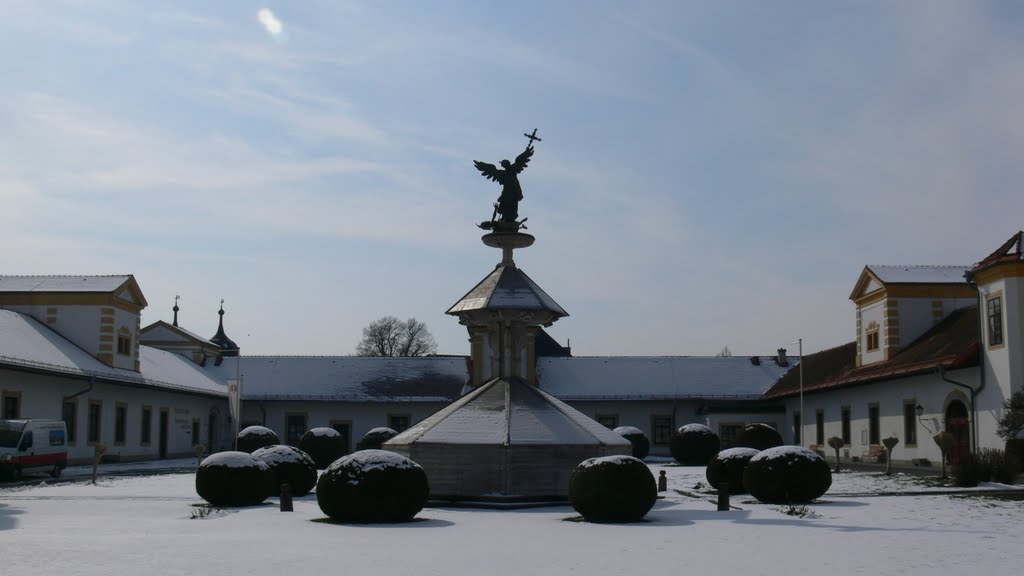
[64,376,96,401]
[937,366,978,452]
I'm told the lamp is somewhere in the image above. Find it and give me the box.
[916,404,924,417]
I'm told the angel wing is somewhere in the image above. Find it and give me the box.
[509,145,534,174]
[473,160,504,183]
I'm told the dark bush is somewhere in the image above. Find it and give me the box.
[251,445,318,497]
[569,455,657,523]
[970,448,1020,485]
[299,427,347,469]
[670,424,721,466]
[316,450,429,523]
[952,452,982,487]
[357,427,398,450]
[1006,438,1024,469]
[195,451,274,507]
[706,447,760,494]
[734,423,784,451]
[236,426,279,454]
[613,426,650,460]
[743,446,832,504]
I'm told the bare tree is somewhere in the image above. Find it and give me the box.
[716,346,733,358]
[356,316,438,357]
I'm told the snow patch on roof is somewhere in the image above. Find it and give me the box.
[867,265,969,284]
[0,275,131,292]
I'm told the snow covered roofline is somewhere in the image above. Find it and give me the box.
[0,275,136,293]
[865,265,970,284]
[537,356,795,400]
[0,310,226,397]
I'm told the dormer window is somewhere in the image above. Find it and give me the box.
[866,321,880,352]
[117,328,132,356]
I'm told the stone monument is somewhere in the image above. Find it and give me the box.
[386,131,631,504]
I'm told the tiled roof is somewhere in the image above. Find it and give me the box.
[867,265,970,284]
[447,264,567,317]
[968,231,1024,278]
[0,275,133,293]
[762,306,979,400]
[0,309,226,396]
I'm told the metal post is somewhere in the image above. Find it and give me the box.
[798,338,804,447]
[717,483,729,511]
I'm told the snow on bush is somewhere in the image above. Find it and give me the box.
[236,426,280,454]
[195,451,274,507]
[569,455,657,523]
[742,445,832,504]
[705,447,760,494]
[251,444,318,497]
[356,427,398,451]
[298,427,347,469]
[670,424,721,466]
[613,426,650,460]
[734,423,784,451]
[315,450,429,523]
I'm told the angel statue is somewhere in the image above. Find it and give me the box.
[474,143,535,226]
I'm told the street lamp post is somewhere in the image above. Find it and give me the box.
[798,338,804,447]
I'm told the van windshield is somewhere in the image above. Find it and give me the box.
[0,421,25,448]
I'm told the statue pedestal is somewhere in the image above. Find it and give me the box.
[482,231,534,265]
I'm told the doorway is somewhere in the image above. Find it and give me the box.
[945,400,970,465]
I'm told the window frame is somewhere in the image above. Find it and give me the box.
[87,400,103,445]
[987,294,1004,347]
[140,405,152,446]
[815,409,825,446]
[2,391,21,419]
[329,420,352,455]
[387,413,412,433]
[793,411,801,445]
[840,406,851,446]
[595,414,619,429]
[285,412,308,446]
[117,328,132,356]
[191,418,201,447]
[903,400,918,446]
[651,415,673,445]
[866,321,880,352]
[114,403,127,445]
[63,399,78,445]
[868,403,880,445]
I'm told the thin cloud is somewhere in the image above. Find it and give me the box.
[257,8,286,42]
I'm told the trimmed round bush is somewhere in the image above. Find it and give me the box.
[743,446,832,504]
[734,423,784,451]
[299,427,347,469]
[706,447,760,494]
[316,450,429,523]
[569,455,657,523]
[252,444,318,497]
[195,451,274,507]
[236,426,279,454]
[613,426,650,460]
[670,424,721,466]
[357,427,398,450]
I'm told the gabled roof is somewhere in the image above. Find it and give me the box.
[140,320,217,347]
[538,355,794,400]
[205,356,469,402]
[967,231,1024,280]
[447,264,567,317]
[849,265,970,301]
[386,377,631,447]
[0,275,148,306]
[762,306,979,400]
[0,309,225,396]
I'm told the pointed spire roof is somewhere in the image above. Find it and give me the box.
[210,300,239,357]
[446,264,567,318]
[172,295,180,327]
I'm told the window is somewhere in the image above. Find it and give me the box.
[88,401,102,443]
[114,404,127,445]
[719,423,744,449]
[840,406,851,445]
[868,403,880,445]
[2,393,20,419]
[866,321,880,352]
[117,328,132,355]
[816,409,825,446]
[652,415,672,445]
[793,411,801,445]
[286,413,307,445]
[330,421,352,455]
[987,295,1004,346]
[596,414,618,429]
[191,418,201,447]
[208,413,216,450]
[388,414,411,433]
[63,400,77,444]
[140,406,152,445]
[903,402,917,446]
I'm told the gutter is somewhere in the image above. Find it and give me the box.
[63,375,95,401]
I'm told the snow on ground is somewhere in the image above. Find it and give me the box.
[2,462,1022,576]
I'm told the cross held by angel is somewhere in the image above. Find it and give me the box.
[474,129,541,226]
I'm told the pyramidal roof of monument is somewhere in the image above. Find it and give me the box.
[386,377,629,447]
[446,264,568,317]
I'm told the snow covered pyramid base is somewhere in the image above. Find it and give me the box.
[385,376,631,504]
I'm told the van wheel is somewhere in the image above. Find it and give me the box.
[10,466,21,481]
[51,465,63,479]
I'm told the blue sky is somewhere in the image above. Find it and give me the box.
[2,1,1022,357]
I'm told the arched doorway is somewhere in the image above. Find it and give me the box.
[945,400,970,465]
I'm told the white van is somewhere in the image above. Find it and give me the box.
[0,419,69,481]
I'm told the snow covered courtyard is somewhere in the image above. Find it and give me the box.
[1,462,1022,576]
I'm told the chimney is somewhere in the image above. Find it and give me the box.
[776,348,788,366]
[750,356,761,366]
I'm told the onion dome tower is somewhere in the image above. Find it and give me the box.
[386,132,630,503]
[210,300,239,358]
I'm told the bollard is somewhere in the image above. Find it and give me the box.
[658,470,667,492]
[280,483,293,512]
[717,483,729,511]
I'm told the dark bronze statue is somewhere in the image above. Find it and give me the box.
[474,130,540,228]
